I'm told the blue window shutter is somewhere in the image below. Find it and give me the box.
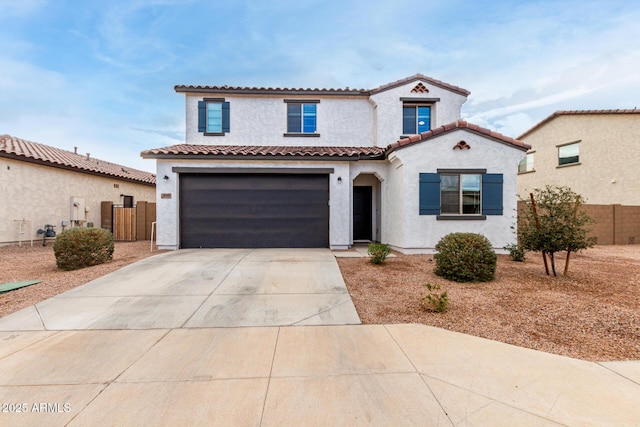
[221,102,230,133]
[198,101,206,133]
[482,174,503,215]
[419,173,440,215]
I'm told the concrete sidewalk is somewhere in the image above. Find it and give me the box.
[0,324,639,426]
[0,249,360,330]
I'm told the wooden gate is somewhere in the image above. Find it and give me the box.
[113,206,137,241]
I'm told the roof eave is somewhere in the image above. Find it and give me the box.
[370,74,471,97]
[174,86,369,97]
[140,153,373,161]
[0,152,156,186]
[386,127,530,154]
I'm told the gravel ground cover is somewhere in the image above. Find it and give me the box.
[338,246,640,362]
[0,241,164,318]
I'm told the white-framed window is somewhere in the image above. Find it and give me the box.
[558,142,579,166]
[518,152,535,173]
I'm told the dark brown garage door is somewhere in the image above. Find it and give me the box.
[179,173,329,248]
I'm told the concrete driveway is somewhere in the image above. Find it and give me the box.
[0,248,360,330]
[1,249,639,425]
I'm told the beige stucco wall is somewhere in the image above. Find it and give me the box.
[518,114,640,205]
[0,158,156,245]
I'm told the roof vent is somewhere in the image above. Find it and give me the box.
[453,141,471,150]
[411,82,429,93]
[74,146,78,154]
[86,153,90,160]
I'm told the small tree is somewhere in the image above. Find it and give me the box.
[518,186,595,276]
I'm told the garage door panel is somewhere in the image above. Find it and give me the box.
[179,173,329,248]
[182,189,327,204]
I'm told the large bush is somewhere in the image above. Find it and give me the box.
[53,227,114,271]
[434,233,496,282]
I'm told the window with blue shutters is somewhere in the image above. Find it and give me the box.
[198,99,230,135]
[419,171,503,218]
[284,100,320,136]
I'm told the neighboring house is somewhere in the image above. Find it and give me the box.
[142,74,529,253]
[0,135,156,245]
[517,109,640,204]
[517,109,640,244]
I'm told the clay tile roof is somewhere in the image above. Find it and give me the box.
[141,144,387,160]
[175,74,470,97]
[387,120,530,153]
[174,84,369,96]
[517,108,640,139]
[369,73,470,96]
[0,135,156,185]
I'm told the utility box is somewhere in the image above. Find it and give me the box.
[70,197,86,222]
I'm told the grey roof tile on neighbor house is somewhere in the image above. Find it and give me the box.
[0,135,156,185]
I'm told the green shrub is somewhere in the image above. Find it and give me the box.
[421,283,449,313]
[434,233,496,282]
[53,227,114,271]
[504,243,526,262]
[368,243,391,264]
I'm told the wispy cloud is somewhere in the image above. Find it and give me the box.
[0,0,47,17]
[1,0,639,169]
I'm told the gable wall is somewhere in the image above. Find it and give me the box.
[392,130,525,251]
[0,158,156,245]
[369,82,467,147]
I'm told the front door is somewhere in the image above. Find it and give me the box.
[353,186,372,241]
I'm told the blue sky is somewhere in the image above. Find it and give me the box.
[1,0,639,172]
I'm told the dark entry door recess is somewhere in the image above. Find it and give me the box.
[179,173,329,248]
[353,186,372,241]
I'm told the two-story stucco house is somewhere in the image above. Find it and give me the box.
[516,109,640,245]
[517,109,640,205]
[142,74,529,252]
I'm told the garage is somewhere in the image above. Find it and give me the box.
[179,172,329,248]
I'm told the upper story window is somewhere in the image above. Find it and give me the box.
[198,99,230,135]
[518,152,535,173]
[207,103,223,133]
[284,100,320,136]
[558,142,579,166]
[403,105,431,134]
